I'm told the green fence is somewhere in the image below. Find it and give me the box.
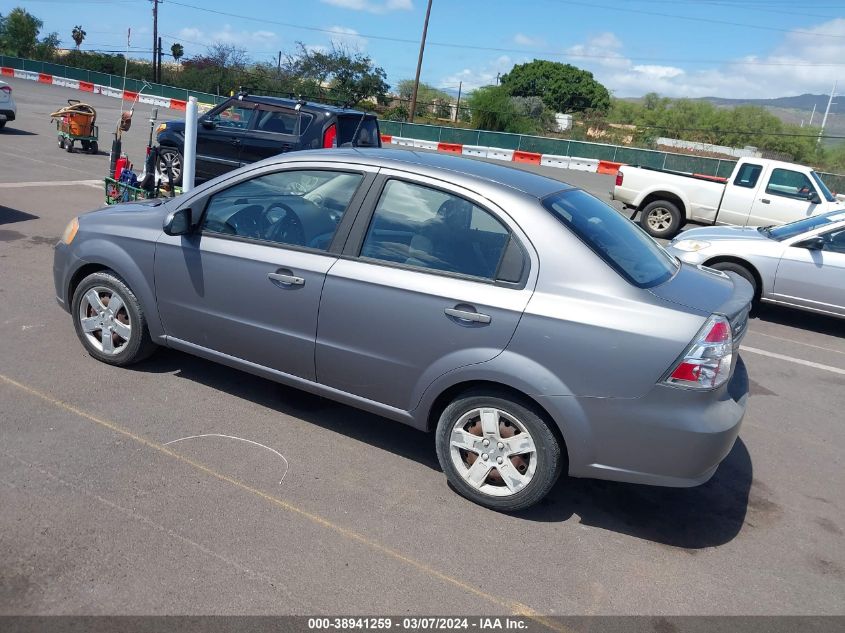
[0,55,223,106]
[4,55,844,192]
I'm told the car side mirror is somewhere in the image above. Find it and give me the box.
[794,235,825,250]
[808,191,821,204]
[201,118,216,130]
[164,207,193,236]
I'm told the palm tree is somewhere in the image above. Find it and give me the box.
[71,25,85,50]
[171,42,184,65]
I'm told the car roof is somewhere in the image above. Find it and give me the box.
[242,94,375,116]
[274,148,574,198]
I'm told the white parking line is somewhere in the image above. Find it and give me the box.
[748,329,845,356]
[741,346,845,376]
[0,179,101,188]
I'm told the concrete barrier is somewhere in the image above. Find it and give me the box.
[568,157,599,172]
[540,154,570,169]
[413,139,439,151]
[380,134,393,144]
[597,160,623,176]
[52,77,80,90]
[486,147,514,161]
[461,145,488,158]
[513,150,542,165]
[394,136,416,148]
[38,73,52,84]
[437,142,463,154]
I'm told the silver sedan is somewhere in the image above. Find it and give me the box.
[667,210,845,319]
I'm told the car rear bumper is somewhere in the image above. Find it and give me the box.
[540,356,749,487]
[0,109,15,121]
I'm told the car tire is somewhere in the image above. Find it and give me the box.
[71,271,157,367]
[709,261,760,304]
[58,137,65,149]
[435,391,563,512]
[89,141,98,155]
[0,121,5,130]
[158,147,183,186]
[66,140,74,153]
[640,200,682,239]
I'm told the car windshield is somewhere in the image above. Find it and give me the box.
[810,171,836,202]
[543,189,679,288]
[765,210,845,240]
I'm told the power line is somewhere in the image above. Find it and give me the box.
[161,0,845,67]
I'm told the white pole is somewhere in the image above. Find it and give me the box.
[818,81,837,145]
[183,96,198,192]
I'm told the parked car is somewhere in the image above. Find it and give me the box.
[0,80,17,130]
[155,93,381,185]
[54,149,751,511]
[667,210,845,319]
[613,157,844,239]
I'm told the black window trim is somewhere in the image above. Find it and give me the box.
[250,104,313,136]
[341,174,530,289]
[732,162,763,189]
[192,165,376,256]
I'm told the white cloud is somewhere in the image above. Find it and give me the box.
[439,55,516,92]
[175,25,278,51]
[326,25,368,50]
[514,33,546,47]
[564,20,845,98]
[320,0,412,13]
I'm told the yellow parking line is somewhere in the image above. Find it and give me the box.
[0,371,571,630]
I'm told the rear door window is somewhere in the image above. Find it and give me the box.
[543,189,678,287]
[254,108,312,135]
[338,116,380,147]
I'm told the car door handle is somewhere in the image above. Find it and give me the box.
[268,272,305,286]
[760,198,770,204]
[231,138,241,145]
[445,307,491,324]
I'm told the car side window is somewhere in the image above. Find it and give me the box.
[733,163,762,189]
[822,228,845,254]
[207,103,255,129]
[360,180,515,281]
[254,108,310,134]
[766,168,816,200]
[201,170,364,251]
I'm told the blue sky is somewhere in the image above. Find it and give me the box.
[7,0,845,98]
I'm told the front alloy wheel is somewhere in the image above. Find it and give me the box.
[157,148,183,185]
[436,393,563,511]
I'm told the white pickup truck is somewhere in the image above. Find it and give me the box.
[612,157,843,238]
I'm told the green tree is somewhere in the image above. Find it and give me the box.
[71,25,85,49]
[284,42,388,107]
[170,42,184,64]
[467,84,538,134]
[396,79,453,118]
[501,60,611,114]
[0,7,42,57]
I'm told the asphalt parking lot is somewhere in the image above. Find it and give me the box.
[1,77,843,618]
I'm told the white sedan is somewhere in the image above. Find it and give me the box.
[667,210,845,319]
[0,80,16,130]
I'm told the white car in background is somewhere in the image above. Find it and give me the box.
[667,210,845,319]
[0,80,17,130]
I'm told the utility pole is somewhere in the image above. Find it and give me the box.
[818,81,837,145]
[151,0,160,83]
[408,0,433,123]
[454,81,462,123]
[808,103,817,127]
[157,36,163,83]
[277,51,282,74]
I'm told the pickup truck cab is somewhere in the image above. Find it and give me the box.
[612,157,843,239]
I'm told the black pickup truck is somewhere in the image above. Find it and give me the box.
[155,92,381,184]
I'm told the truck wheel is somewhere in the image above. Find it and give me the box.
[157,148,183,186]
[640,200,682,239]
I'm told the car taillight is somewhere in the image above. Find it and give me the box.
[663,315,733,390]
[323,123,337,148]
[0,85,11,94]
[615,171,623,187]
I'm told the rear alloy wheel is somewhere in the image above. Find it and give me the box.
[640,200,682,239]
[157,147,183,185]
[72,272,156,366]
[435,393,562,511]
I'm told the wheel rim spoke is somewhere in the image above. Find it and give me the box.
[465,459,493,487]
[100,329,115,354]
[451,428,481,453]
[80,316,100,333]
[479,408,499,438]
[507,433,535,456]
[85,289,106,312]
[111,319,131,340]
[107,294,124,315]
[497,460,529,493]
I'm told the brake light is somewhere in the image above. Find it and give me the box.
[323,123,337,148]
[0,85,11,94]
[615,171,623,187]
[664,315,733,390]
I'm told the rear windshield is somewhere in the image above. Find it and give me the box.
[543,189,679,288]
[338,116,380,147]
